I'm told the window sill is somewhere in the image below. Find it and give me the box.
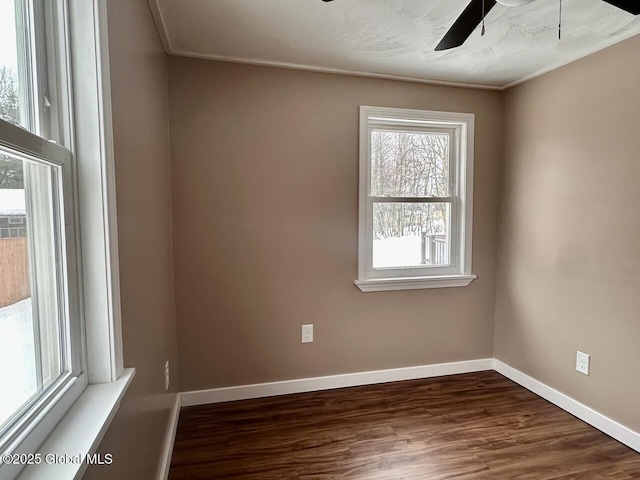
[17,368,135,480]
[354,274,477,292]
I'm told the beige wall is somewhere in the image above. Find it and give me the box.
[168,58,503,391]
[84,0,178,478]
[495,34,640,432]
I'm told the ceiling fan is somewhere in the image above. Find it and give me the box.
[321,0,640,51]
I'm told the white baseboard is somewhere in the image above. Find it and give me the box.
[494,359,640,453]
[157,394,181,480]
[180,358,494,407]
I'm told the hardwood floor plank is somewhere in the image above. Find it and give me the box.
[169,371,639,479]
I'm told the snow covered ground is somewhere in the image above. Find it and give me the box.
[0,189,26,214]
[373,235,423,268]
[0,298,37,428]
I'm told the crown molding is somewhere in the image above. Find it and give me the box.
[147,0,172,52]
[170,49,504,91]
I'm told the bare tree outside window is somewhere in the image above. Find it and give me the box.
[0,66,23,189]
[0,66,20,125]
[370,130,450,268]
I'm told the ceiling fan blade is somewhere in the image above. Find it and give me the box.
[435,0,497,51]
[601,0,640,14]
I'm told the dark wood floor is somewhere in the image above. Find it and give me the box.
[169,371,640,479]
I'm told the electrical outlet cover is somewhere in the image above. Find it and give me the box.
[576,351,590,376]
[302,324,313,343]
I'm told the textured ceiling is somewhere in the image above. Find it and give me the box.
[152,0,640,88]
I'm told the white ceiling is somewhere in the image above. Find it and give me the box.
[150,0,640,89]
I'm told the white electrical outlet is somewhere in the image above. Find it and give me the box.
[301,324,313,343]
[165,361,170,390]
[576,351,590,376]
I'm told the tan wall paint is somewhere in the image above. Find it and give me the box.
[83,0,178,478]
[495,34,640,432]
[168,58,503,391]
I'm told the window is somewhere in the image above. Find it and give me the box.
[0,1,127,478]
[0,0,83,470]
[355,106,476,292]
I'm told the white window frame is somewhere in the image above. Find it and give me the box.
[0,1,132,479]
[355,106,477,293]
[0,121,86,479]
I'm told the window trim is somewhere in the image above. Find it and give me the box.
[68,0,124,384]
[355,106,476,292]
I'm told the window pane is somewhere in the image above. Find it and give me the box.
[371,130,449,198]
[0,0,27,128]
[0,151,64,434]
[373,202,450,268]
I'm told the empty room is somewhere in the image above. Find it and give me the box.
[0,0,639,479]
